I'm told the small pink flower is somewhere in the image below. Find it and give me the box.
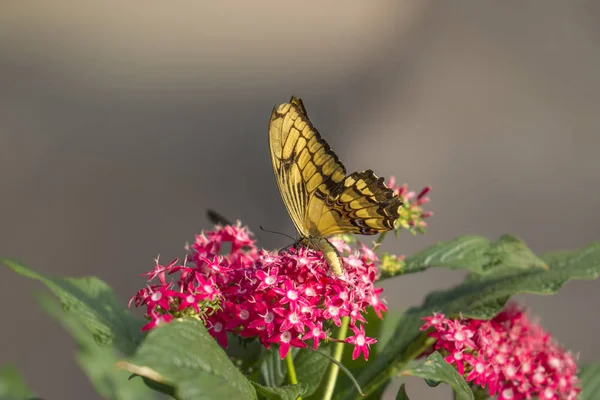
[177,291,206,313]
[256,267,281,290]
[145,285,176,311]
[359,243,379,262]
[420,312,446,331]
[445,349,466,375]
[207,318,228,347]
[141,313,173,332]
[369,287,388,319]
[464,352,493,388]
[329,237,352,254]
[345,324,376,361]
[303,321,327,350]
[269,331,307,359]
[443,319,476,349]
[143,258,175,284]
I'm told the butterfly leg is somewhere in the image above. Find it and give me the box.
[278,239,302,255]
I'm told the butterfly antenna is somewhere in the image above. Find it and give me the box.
[259,226,297,242]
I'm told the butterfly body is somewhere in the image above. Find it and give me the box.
[269,96,402,275]
[299,236,343,275]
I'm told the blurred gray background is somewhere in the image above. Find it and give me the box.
[1,1,599,399]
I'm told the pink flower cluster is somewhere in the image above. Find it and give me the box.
[420,305,580,400]
[130,223,386,360]
[387,176,432,233]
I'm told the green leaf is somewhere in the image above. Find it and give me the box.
[260,349,287,388]
[420,241,600,319]
[376,311,403,351]
[252,381,307,400]
[400,352,473,400]
[258,346,331,398]
[0,365,36,400]
[399,235,547,276]
[293,347,331,397]
[580,363,600,400]
[395,384,409,400]
[37,294,153,400]
[119,318,257,400]
[343,241,600,400]
[1,258,144,355]
[225,334,265,377]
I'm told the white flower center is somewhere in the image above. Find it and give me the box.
[151,292,162,301]
[280,331,292,343]
[475,363,485,373]
[533,372,545,384]
[505,365,517,378]
[265,276,276,285]
[501,388,514,399]
[213,322,223,333]
[287,290,298,300]
[264,312,274,323]
[186,295,195,303]
[356,335,365,346]
[548,356,562,370]
[240,310,250,320]
[298,257,310,266]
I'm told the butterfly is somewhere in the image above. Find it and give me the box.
[268,96,403,275]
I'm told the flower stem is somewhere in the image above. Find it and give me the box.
[285,351,300,395]
[375,231,387,247]
[323,316,350,400]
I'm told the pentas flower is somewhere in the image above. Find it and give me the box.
[345,324,377,361]
[131,222,385,360]
[420,304,580,400]
[387,176,432,234]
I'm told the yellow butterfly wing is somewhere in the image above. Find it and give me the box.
[269,96,347,238]
[269,96,402,274]
[309,169,401,237]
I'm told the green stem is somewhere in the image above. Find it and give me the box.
[353,335,435,399]
[285,351,300,398]
[322,316,350,400]
[374,231,387,246]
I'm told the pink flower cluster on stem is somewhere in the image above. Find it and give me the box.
[420,305,580,400]
[387,176,432,233]
[130,223,386,360]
